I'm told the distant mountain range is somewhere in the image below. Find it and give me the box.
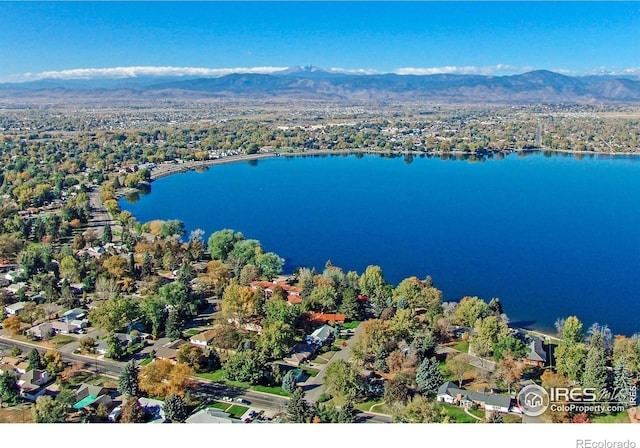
[2,66,640,103]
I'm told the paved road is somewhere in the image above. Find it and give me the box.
[0,336,123,376]
[0,334,390,422]
[87,189,115,235]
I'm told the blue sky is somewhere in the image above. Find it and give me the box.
[0,2,639,81]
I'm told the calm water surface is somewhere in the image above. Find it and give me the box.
[120,153,640,334]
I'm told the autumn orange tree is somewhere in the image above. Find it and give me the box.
[138,359,193,397]
[2,315,22,335]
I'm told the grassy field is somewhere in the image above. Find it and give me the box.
[194,369,250,388]
[437,403,480,423]
[87,375,118,388]
[51,334,77,347]
[183,329,200,337]
[592,410,631,423]
[311,351,335,364]
[342,321,361,329]
[301,367,319,377]
[502,413,522,423]
[208,402,248,418]
[65,370,93,386]
[0,405,34,423]
[451,341,470,353]
[196,370,225,382]
[355,398,385,412]
[252,385,291,397]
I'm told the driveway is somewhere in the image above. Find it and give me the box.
[303,322,364,403]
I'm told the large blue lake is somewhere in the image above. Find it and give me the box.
[120,152,640,335]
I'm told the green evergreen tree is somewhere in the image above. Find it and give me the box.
[613,359,636,407]
[411,333,437,364]
[373,345,389,373]
[338,399,359,423]
[582,332,608,396]
[118,360,139,397]
[100,224,113,244]
[142,251,153,278]
[339,287,362,321]
[28,348,42,370]
[163,393,187,422]
[165,310,182,341]
[415,357,443,397]
[287,387,310,423]
[281,369,300,394]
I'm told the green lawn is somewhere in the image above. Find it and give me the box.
[65,371,93,386]
[301,367,319,377]
[502,414,522,423]
[195,369,250,388]
[206,402,249,418]
[208,402,228,410]
[87,375,117,388]
[184,329,200,337]
[333,340,349,351]
[196,370,225,382]
[311,351,335,364]
[355,398,384,412]
[342,321,361,329]
[592,410,630,423]
[140,357,153,366]
[437,403,479,423]
[50,334,76,347]
[251,385,291,397]
[451,341,470,353]
[227,405,249,418]
[224,379,251,389]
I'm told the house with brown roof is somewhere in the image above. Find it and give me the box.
[284,343,317,366]
[190,329,217,348]
[155,339,188,362]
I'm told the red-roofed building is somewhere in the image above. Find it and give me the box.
[358,295,370,302]
[251,280,303,306]
[308,312,346,325]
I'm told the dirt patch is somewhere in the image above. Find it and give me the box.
[627,407,640,423]
[0,405,34,423]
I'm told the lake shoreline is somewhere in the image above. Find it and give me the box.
[128,150,640,336]
[149,147,640,182]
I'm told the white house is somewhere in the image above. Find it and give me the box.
[4,301,27,316]
[18,369,53,401]
[306,324,335,346]
[437,381,513,414]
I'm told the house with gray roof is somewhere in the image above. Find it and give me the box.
[306,324,335,346]
[524,335,547,367]
[4,301,27,316]
[61,308,87,322]
[18,369,53,401]
[284,343,317,366]
[186,407,239,423]
[73,383,113,410]
[437,381,513,414]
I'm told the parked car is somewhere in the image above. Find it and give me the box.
[236,398,250,404]
[221,396,232,402]
[108,406,122,422]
